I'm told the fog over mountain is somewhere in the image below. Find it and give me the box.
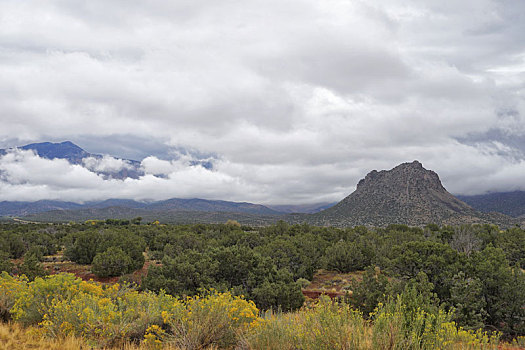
[1,1,525,204]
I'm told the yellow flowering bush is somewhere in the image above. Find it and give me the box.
[2,273,175,346]
[37,286,179,346]
[1,273,261,348]
[167,290,259,349]
[370,296,501,350]
[244,295,504,350]
[0,271,27,321]
[243,296,367,350]
[11,273,96,326]
[143,324,166,349]
[0,272,511,349]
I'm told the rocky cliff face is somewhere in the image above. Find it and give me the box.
[309,161,511,227]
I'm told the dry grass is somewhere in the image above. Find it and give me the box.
[305,269,365,292]
[0,322,85,350]
[0,322,216,350]
[2,321,524,350]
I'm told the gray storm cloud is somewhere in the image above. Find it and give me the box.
[0,0,524,203]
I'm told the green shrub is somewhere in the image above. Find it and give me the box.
[25,246,45,262]
[92,247,133,278]
[0,251,14,274]
[323,240,367,272]
[18,253,47,281]
[348,266,397,318]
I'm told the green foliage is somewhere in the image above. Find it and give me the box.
[4,233,26,259]
[25,245,45,262]
[91,247,133,278]
[105,218,131,225]
[10,273,83,326]
[18,254,47,281]
[143,246,304,312]
[388,240,462,300]
[143,249,218,295]
[244,292,501,350]
[65,229,145,270]
[468,246,525,336]
[323,240,368,272]
[3,221,525,340]
[496,227,525,267]
[370,292,497,350]
[449,271,487,329]
[65,230,99,264]
[251,272,305,312]
[0,251,14,274]
[348,266,396,317]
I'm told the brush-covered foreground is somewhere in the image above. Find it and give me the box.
[1,272,524,349]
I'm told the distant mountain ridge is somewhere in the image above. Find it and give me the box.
[0,198,283,217]
[22,207,281,226]
[20,141,89,163]
[267,202,337,214]
[457,191,525,218]
[0,200,83,217]
[301,161,515,227]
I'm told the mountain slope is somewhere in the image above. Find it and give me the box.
[20,141,89,163]
[306,161,514,227]
[24,207,281,225]
[0,200,83,217]
[268,202,337,214]
[148,198,282,215]
[0,197,283,217]
[457,191,525,217]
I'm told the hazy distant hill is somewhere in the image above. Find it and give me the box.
[457,191,525,217]
[24,207,281,225]
[0,200,83,217]
[148,198,282,215]
[268,202,337,214]
[0,197,283,217]
[302,161,515,227]
[85,199,149,209]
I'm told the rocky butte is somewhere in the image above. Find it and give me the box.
[306,160,514,227]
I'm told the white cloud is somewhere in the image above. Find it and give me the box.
[1,0,525,203]
[0,150,255,202]
[83,155,132,173]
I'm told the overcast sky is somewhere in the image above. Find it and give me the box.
[1,0,525,204]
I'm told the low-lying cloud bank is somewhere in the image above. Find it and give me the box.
[2,142,525,205]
